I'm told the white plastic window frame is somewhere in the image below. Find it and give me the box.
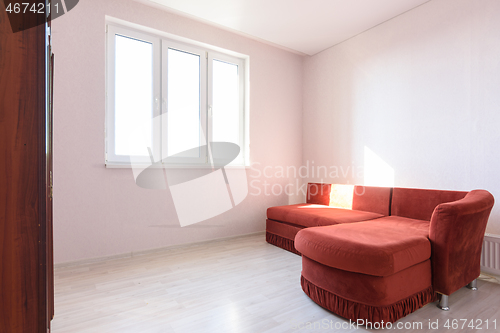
[105,23,248,167]
[208,51,246,166]
[106,24,161,165]
[161,40,207,165]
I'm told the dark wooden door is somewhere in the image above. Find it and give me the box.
[0,2,54,332]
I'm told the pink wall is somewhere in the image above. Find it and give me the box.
[52,0,303,263]
[54,0,500,264]
[303,0,500,234]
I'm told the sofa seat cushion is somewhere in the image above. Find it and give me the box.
[295,220,431,277]
[267,204,384,228]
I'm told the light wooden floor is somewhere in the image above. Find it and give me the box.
[52,233,500,333]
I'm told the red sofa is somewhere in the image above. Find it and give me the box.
[266,183,494,324]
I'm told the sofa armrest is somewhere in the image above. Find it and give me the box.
[429,190,494,295]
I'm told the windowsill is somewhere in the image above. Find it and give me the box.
[105,162,250,169]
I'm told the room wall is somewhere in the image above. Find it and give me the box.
[303,0,500,234]
[52,0,303,263]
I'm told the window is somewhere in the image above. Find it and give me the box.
[106,24,247,166]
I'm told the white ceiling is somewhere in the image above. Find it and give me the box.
[142,0,431,55]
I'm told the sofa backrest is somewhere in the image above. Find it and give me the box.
[391,187,468,221]
[306,183,332,205]
[352,185,392,216]
[306,183,392,216]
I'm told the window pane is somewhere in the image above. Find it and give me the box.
[167,48,201,157]
[114,35,153,156]
[212,60,239,145]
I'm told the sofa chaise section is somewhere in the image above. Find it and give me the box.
[296,222,434,324]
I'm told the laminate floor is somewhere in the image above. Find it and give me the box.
[51,233,500,333]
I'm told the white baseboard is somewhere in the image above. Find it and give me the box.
[54,231,265,269]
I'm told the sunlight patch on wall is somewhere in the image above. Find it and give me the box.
[364,147,394,187]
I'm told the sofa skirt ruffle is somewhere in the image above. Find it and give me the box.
[266,232,301,255]
[301,275,436,324]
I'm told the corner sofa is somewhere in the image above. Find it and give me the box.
[266,183,494,324]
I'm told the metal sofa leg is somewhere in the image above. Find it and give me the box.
[467,279,478,291]
[437,279,477,311]
[437,294,450,311]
